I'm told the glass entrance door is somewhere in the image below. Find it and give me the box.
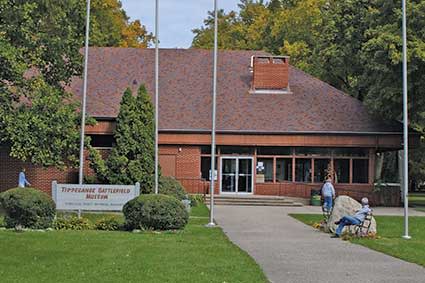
[220,157,253,194]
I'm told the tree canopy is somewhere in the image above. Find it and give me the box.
[90,0,153,48]
[0,0,153,168]
[0,0,85,167]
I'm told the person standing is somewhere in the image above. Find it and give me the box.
[18,168,31,188]
[321,176,335,212]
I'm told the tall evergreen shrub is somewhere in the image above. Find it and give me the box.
[89,85,156,193]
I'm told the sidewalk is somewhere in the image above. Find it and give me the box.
[280,205,425,216]
[214,206,425,283]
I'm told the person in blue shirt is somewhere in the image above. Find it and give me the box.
[18,168,31,188]
[321,176,335,212]
[332,197,372,238]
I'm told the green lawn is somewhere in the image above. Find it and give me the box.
[289,214,425,267]
[409,193,425,206]
[0,205,267,283]
[408,193,425,212]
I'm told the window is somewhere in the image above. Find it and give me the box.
[220,146,254,155]
[295,147,331,156]
[200,146,218,155]
[276,158,292,182]
[314,159,330,183]
[353,159,369,183]
[257,158,273,182]
[334,159,349,183]
[201,157,217,180]
[295,159,311,182]
[257,147,291,156]
[333,148,368,157]
[88,135,114,148]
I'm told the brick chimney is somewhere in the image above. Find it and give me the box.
[251,56,289,91]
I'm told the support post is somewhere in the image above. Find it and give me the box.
[154,0,159,194]
[51,181,58,204]
[78,0,91,185]
[206,0,219,228]
[401,0,411,240]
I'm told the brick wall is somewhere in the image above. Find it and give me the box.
[0,148,78,195]
[0,146,202,196]
[2,146,398,205]
[159,145,201,178]
[253,56,289,90]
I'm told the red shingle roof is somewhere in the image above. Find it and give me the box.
[68,48,400,134]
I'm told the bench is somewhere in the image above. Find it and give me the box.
[353,212,373,237]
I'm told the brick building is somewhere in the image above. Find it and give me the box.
[0,48,409,204]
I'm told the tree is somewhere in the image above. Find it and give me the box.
[191,1,271,50]
[191,0,323,73]
[274,0,323,75]
[313,0,370,99]
[3,79,81,167]
[0,0,152,168]
[0,0,85,167]
[361,0,425,127]
[192,9,242,49]
[89,86,156,192]
[90,0,153,48]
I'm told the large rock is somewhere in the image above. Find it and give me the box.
[325,196,377,235]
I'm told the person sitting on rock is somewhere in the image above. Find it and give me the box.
[331,197,371,238]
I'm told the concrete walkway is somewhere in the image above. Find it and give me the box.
[277,205,425,216]
[214,206,425,283]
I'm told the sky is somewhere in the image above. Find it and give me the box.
[120,0,241,48]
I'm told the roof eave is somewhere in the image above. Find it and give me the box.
[158,129,406,136]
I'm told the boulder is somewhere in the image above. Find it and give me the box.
[325,195,377,235]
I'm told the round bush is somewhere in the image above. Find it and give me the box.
[159,176,187,201]
[0,188,56,229]
[123,194,189,231]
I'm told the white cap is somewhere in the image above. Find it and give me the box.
[361,197,369,205]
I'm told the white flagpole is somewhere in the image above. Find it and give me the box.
[78,0,91,185]
[207,0,218,227]
[154,0,159,194]
[401,0,411,240]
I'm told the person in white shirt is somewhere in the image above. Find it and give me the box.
[321,176,335,212]
[332,197,372,238]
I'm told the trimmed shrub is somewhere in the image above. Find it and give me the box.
[0,188,55,229]
[53,216,92,230]
[159,176,187,201]
[123,194,189,231]
[94,216,122,231]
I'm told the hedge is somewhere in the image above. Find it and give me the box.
[123,194,189,231]
[0,188,56,229]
